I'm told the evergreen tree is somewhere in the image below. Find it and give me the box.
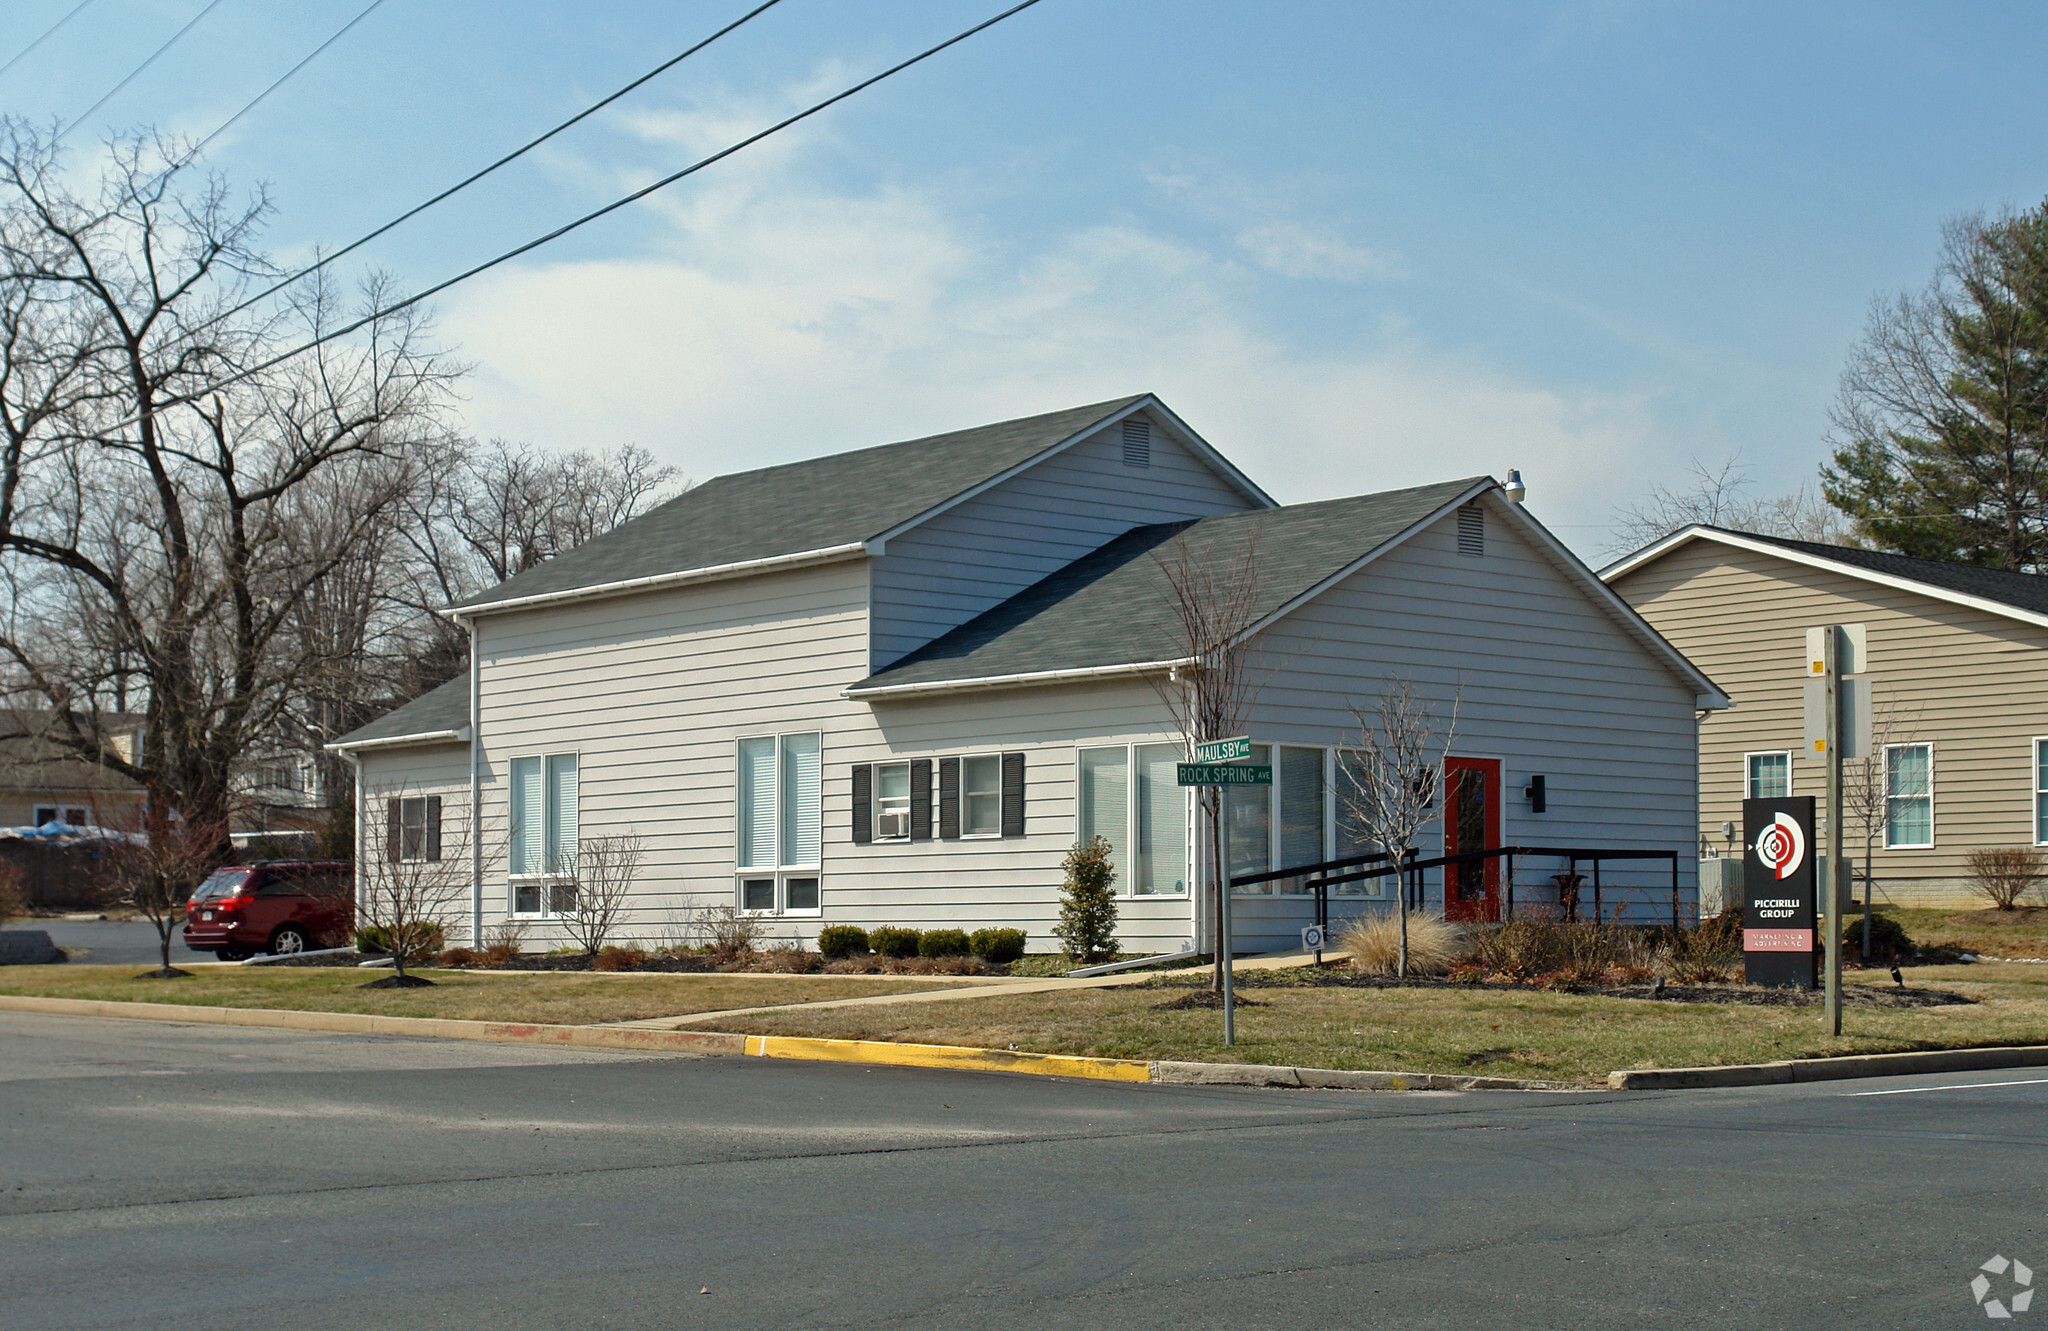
[1055,836,1119,965]
[1823,204,2048,571]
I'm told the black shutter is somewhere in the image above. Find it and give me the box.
[1000,752,1025,838]
[850,764,872,845]
[386,799,401,862]
[425,796,443,862]
[910,760,932,841]
[937,757,960,840]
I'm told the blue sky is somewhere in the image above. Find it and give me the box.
[10,0,2048,555]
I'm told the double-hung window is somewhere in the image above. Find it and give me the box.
[509,753,577,915]
[387,795,441,863]
[736,732,822,914]
[2036,739,2048,847]
[1884,743,1934,849]
[961,755,1003,837]
[1076,744,1188,896]
[1746,751,1791,800]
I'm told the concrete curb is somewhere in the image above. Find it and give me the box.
[742,1034,1152,1081]
[1149,1059,1583,1092]
[1608,1044,2048,1090]
[0,994,742,1056]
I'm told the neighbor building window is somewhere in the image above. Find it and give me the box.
[2034,738,2047,846]
[735,732,823,914]
[961,754,1003,837]
[33,805,86,827]
[510,753,578,915]
[1884,743,1934,849]
[1746,751,1791,800]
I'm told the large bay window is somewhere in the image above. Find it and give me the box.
[736,732,822,914]
[510,752,577,915]
[1076,743,1187,896]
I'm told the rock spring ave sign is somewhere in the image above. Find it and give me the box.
[1192,736,1251,764]
[1177,763,1271,786]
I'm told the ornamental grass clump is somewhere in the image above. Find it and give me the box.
[1055,836,1119,965]
[1337,909,1462,976]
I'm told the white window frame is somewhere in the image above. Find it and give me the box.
[1744,750,1793,801]
[33,804,86,827]
[872,760,912,844]
[733,732,824,917]
[508,750,579,918]
[1075,743,1190,898]
[1229,743,1338,898]
[959,752,1004,839]
[397,796,431,863]
[2033,737,2047,848]
[1883,741,1935,850]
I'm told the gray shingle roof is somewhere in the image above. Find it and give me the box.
[1711,529,2048,618]
[450,396,1152,611]
[853,477,1489,691]
[331,675,470,750]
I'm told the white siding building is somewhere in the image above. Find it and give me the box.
[334,396,1726,954]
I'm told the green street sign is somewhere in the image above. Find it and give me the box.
[1177,763,1272,787]
[1192,736,1251,764]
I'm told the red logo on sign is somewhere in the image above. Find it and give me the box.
[1754,812,1806,880]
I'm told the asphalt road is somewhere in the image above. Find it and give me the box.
[3,1013,2044,1330]
[15,918,216,966]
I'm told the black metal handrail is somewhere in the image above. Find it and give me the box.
[1228,844,1686,928]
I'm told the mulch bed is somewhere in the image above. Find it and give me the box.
[1152,990,1267,1011]
[1141,967,1977,1008]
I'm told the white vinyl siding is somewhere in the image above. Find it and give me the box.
[866,416,1257,670]
[1885,743,1934,849]
[1746,751,1791,800]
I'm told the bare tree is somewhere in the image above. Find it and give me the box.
[1149,525,1265,991]
[356,785,473,986]
[0,122,458,857]
[1838,692,1919,960]
[102,811,232,977]
[558,832,642,956]
[1337,675,1460,977]
[1611,455,1853,555]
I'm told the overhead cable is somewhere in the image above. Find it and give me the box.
[55,0,226,145]
[0,0,100,81]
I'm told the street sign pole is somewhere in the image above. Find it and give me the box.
[1180,754,1271,1047]
[1217,788,1232,1046]
[1822,627,1844,1036]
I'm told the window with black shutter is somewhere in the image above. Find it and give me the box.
[850,764,873,844]
[425,795,443,863]
[910,760,932,841]
[937,757,960,840]
[1000,752,1026,837]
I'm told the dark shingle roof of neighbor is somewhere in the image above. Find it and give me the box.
[1711,528,2048,618]
[333,674,470,749]
[854,477,1489,690]
[449,396,1152,611]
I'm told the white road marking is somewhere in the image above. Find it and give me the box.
[1850,1076,2048,1096]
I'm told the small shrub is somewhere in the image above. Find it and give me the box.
[969,927,1028,964]
[482,942,522,968]
[761,941,821,973]
[919,928,971,958]
[483,918,529,952]
[1966,847,2048,910]
[1841,910,1913,961]
[1337,909,1462,976]
[868,926,921,959]
[1055,835,1119,964]
[438,946,480,968]
[815,924,869,959]
[592,945,648,971]
[700,905,766,961]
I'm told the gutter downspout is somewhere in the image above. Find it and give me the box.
[466,613,482,947]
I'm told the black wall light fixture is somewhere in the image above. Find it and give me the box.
[1524,774,1546,813]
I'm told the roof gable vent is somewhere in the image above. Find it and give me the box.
[1457,502,1484,557]
[1121,419,1151,468]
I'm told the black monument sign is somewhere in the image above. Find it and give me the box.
[1743,796,1818,990]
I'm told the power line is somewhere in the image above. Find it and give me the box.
[137,0,1044,423]
[197,0,787,336]
[0,0,99,81]
[186,0,390,161]
[54,0,225,145]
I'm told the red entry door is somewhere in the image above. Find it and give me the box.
[1442,757,1501,923]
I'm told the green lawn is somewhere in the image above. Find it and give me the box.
[0,966,967,1026]
[712,963,2048,1084]
[1883,906,2048,960]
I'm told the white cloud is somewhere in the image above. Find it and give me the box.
[438,136,1670,557]
[1234,219,1402,281]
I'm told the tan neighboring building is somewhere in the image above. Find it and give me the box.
[0,711,146,830]
[1603,526,2048,907]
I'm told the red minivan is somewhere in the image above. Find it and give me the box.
[182,861,354,961]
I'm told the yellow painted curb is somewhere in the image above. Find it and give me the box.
[0,994,743,1055]
[743,1033,1151,1082]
